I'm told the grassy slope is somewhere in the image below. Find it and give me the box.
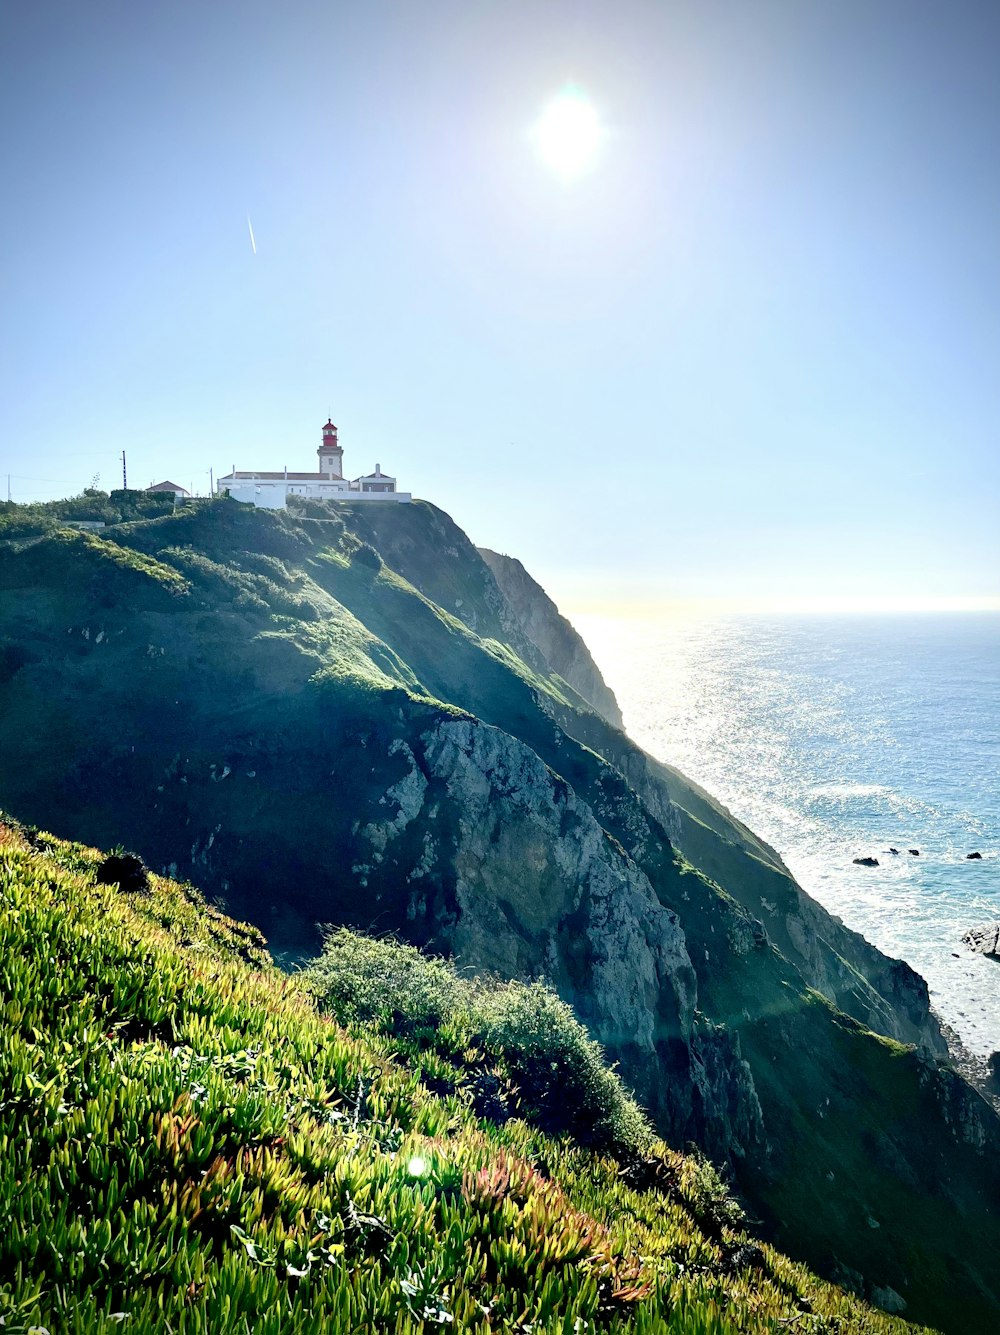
[0,819,916,1334]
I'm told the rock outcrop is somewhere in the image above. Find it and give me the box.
[400,714,763,1158]
[963,922,1000,958]
[478,547,624,727]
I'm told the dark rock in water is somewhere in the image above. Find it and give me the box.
[908,849,920,856]
[95,851,150,895]
[966,851,983,860]
[962,923,1000,959]
[853,856,879,867]
[887,847,900,855]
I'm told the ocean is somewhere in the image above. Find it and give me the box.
[573,610,1000,1057]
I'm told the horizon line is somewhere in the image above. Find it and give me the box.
[559,594,1000,618]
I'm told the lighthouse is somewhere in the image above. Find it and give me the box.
[214,414,409,507]
[317,418,344,479]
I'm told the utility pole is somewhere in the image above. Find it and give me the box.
[209,467,214,496]
[121,451,127,490]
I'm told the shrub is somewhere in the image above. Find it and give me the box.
[304,928,652,1155]
[95,849,150,895]
[680,1149,746,1234]
[350,541,382,571]
[472,980,652,1152]
[306,927,463,1034]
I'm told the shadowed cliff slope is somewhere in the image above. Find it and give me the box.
[477,546,624,727]
[1,497,998,1330]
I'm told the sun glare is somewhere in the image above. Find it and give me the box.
[532,87,606,180]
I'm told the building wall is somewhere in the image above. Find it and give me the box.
[221,481,411,509]
[318,451,344,479]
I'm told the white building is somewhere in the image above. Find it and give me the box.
[215,419,411,509]
[146,480,191,500]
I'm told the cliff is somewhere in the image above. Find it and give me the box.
[477,547,624,727]
[0,495,998,1330]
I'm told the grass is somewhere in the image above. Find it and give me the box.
[0,527,191,602]
[0,818,918,1333]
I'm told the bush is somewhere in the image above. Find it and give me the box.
[679,1150,746,1234]
[472,981,652,1151]
[95,850,150,895]
[350,541,382,571]
[304,928,652,1155]
[307,928,462,1034]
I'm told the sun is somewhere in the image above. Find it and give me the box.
[532,87,607,181]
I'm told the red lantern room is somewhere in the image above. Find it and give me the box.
[321,418,338,445]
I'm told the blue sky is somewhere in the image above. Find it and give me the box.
[2,0,998,609]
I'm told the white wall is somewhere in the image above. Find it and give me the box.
[220,481,411,509]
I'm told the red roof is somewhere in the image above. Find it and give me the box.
[322,419,337,430]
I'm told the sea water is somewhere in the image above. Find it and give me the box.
[573,611,1000,1056]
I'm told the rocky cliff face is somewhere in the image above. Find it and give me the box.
[354,713,765,1160]
[556,714,946,1057]
[1,497,999,1331]
[478,547,624,728]
[466,547,941,1058]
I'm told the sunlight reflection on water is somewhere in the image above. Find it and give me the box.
[574,612,1000,1054]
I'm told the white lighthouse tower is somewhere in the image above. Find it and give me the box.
[317,418,344,479]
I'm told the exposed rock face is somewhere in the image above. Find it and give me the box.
[355,713,764,1158]
[919,1055,997,1152]
[870,1285,907,1316]
[478,548,624,728]
[963,922,1000,958]
[548,706,946,1056]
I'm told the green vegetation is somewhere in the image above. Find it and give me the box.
[0,488,180,541]
[304,929,652,1155]
[0,527,190,604]
[0,819,916,1333]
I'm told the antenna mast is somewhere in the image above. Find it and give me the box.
[121,451,127,490]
